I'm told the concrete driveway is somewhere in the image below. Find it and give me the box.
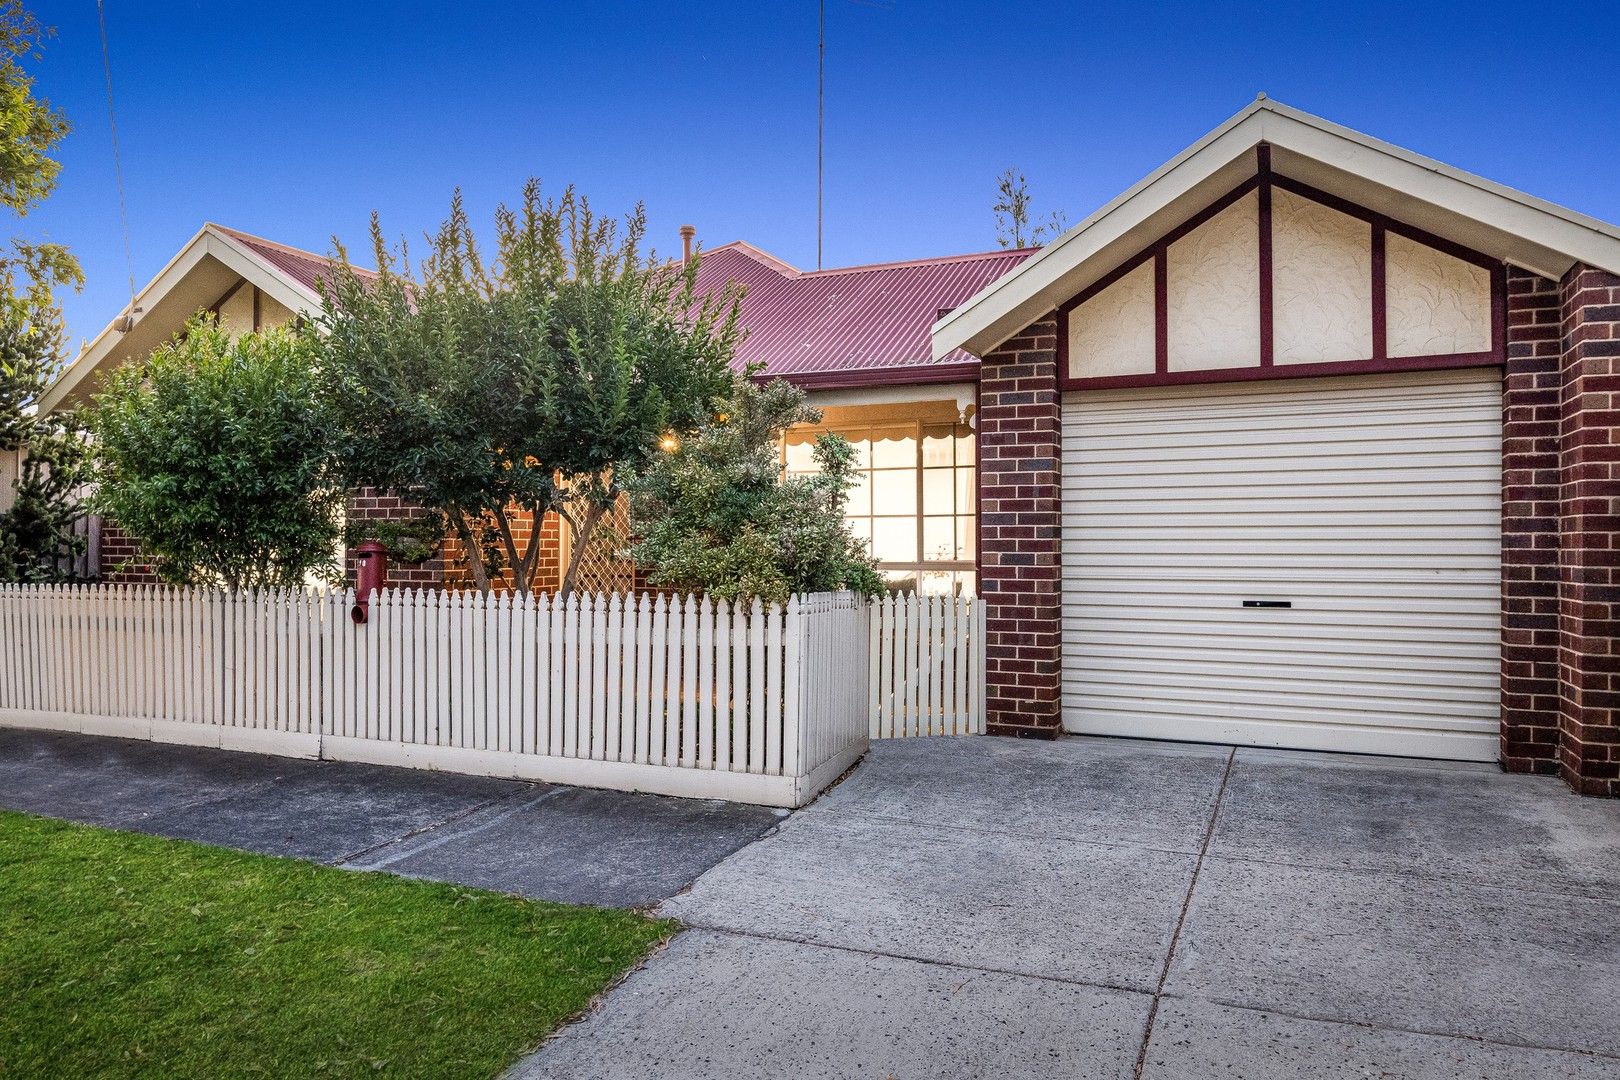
[517,736,1620,1079]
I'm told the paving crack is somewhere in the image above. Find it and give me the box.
[336,785,559,869]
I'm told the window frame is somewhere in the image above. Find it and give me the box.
[782,417,976,595]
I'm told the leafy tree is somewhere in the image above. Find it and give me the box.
[993,167,1068,249]
[625,379,883,605]
[0,317,92,580]
[0,0,90,582]
[317,181,742,595]
[87,317,345,590]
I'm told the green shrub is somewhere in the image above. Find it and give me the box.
[88,317,345,589]
[627,379,883,604]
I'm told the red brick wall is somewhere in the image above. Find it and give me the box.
[347,490,566,595]
[97,521,161,584]
[1557,265,1620,796]
[98,490,566,595]
[345,487,450,590]
[976,315,1063,738]
[438,506,564,593]
[1500,268,1564,773]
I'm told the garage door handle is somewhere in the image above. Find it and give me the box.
[1242,600,1292,608]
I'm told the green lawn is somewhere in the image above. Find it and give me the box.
[0,810,675,1078]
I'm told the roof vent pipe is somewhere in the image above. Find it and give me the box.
[679,224,696,266]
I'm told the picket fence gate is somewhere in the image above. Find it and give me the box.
[869,593,986,738]
[0,584,871,808]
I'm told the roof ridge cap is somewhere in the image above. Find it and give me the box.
[803,246,1038,278]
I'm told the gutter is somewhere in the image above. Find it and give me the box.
[753,360,980,392]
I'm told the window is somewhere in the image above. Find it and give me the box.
[783,420,976,595]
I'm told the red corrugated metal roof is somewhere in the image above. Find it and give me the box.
[689,242,1035,380]
[213,225,375,295]
[214,224,1032,384]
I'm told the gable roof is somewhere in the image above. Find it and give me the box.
[40,223,352,413]
[44,221,1029,414]
[212,225,375,296]
[691,241,1035,387]
[932,97,1620,360]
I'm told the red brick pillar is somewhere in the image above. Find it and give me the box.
[976,315,1063,738]
[1557,265,1620,796]
[1500,268,1563,773]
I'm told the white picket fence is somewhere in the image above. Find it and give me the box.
[0,584,871,807]
[869,593,985,738]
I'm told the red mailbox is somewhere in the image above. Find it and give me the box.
[351,541,388,624]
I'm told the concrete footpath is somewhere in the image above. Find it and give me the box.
[0,726,783,908]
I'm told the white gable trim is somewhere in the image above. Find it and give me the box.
[40,224,324,414]
[933,99,1620,359]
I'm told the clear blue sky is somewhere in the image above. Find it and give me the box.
[25,1,1620,348]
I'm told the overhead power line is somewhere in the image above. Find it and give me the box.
[96,0,137,322]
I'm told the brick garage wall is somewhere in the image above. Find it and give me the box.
[1501,268,1564,772]
[1557,265,1620,796]
[976,314,1063,738]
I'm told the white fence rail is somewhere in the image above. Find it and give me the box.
[869,594,985,738]
[0,584,870,808]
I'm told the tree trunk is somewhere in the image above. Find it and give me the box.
[492,501,547,596]
[450,508,492,593]
[492,504,527,596]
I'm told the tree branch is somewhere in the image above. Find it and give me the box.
[558,498,609,597]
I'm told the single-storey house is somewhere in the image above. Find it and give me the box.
[41,98,1620,796]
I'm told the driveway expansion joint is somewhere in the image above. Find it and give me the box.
[1196,848,1620,905]
[1134,745,1236,1080]
[1154,990,1620,1064]
[824,804,1206,858]
[664,922,1158,998]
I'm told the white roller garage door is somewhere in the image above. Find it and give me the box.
[1061,368,1502,761]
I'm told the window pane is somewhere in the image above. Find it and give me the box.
[956,516,976,561]
[783,430,821,471]
[959,571,976,597]
[844,471,871,516]
[922,425,955,467]
[847,517,873,557]
[955,467,975,514]
[871,469,917,515]
[871,517,919,563]
[923,516,956,562]
[956,426,976,460]
[922,468,955,514]
[884,569,919,593]
[870,427,916,469]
